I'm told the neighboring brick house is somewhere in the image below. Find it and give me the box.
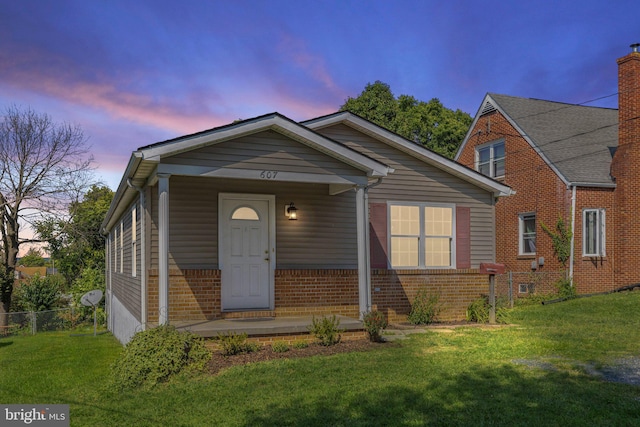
[455,44,640,294]
[102,110,511,343]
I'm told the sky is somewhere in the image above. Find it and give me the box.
[1,0,637,191]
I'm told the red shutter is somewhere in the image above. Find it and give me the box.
[456,206,471,269]
[369,203,388,269]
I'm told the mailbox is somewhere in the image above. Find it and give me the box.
[479,263,506,275]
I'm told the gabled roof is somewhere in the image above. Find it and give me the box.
[303,111,513,197]
[102,112,392,231]
[456,93,618,187]
[137,112,390,176]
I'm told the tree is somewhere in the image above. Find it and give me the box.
[0,105,93,326]
[37,185,113,286]
[340,81,472,158]
[18,248,46,267]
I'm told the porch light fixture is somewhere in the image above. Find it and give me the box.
[285,202,298,220]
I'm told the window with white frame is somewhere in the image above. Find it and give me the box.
[120,221,124,273]
[131,207,137,277]
[389,203,455,268]
[583,209,605,256]
[519,213,536,255]
[476,140,505,178]
[113,229,117,272]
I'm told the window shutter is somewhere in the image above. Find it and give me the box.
[456,206,471,269]
[369,203,388,268]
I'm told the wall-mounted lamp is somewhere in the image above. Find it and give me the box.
[538,257,545,267]
[531,260,538,271]
[285,202,298,220]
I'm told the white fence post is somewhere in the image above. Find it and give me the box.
[30,311,36,335]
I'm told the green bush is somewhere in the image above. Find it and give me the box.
[466,295,510,324]
[362,310,388,342]
[271,341,289,353]
[308,315,343,346]
[14,274,62,312]
[70,267,105,322]
[110,325,211,390]
[292,340,309,349]
[408,290,442,325]
[217,332,259,356]
[556,277,577,299]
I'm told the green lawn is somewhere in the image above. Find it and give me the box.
[2,292,640,426]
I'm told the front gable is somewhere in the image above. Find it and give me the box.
[162,129,368,185]
[103,113,391,232]
[456,93,617,188]
[304,111,512,198]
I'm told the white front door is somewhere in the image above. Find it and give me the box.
[220,194,274,310]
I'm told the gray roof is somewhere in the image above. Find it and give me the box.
[484,93,618,186]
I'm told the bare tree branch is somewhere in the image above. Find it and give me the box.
[0,105,94,325]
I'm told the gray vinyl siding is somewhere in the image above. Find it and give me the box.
[163,129,363,177]
[317,123,496,266]
[109,199,142,321]
[149,176,358,270]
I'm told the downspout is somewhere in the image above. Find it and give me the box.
[104,229,112,331]
[362,178,384,314]
[127,179,147,330]
[569,185,577,284]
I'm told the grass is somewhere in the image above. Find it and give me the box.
[2,293,640,425]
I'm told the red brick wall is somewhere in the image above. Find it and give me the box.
[148,268,490,322]
[457,108,622,294]
[147,269,220,322]
[573,187,616,293]
[612,49,640,286]
[457,111,571,273]
[274,269,360,317]
[371,268,488,323]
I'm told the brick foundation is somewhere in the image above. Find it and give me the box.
[371,268,489,323]
[148,269,221,322]
[148,268,490,324]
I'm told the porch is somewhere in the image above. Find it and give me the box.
[165,314,363,339]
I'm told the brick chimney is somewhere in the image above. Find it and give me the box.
[617,43,640,148]
[612,43,640,285]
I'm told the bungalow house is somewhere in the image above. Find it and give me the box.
[102,110,511,344]
[455,44,640,295]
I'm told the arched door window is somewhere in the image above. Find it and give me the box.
[231,206,260,221]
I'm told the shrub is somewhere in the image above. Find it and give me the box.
[271,341,289,353]
[556,277,577,300]
[308,315,343,346]
[466,295,510,324]
[292,340,309,349]
[14,274,62,312]
[110,325,211,390]
[217,332,259,356]
[408,290,441,325]
[362,310,387,342]
[70,267,105,322]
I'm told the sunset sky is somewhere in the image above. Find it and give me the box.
[1,0,637,190]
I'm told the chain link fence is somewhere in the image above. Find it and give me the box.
[494,270,568,308]
[0,307,100,336]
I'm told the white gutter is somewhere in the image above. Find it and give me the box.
[569,185,577,284]
[127,179,147,330]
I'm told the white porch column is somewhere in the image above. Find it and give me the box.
[158,173,170,325]
[355,186,371,317]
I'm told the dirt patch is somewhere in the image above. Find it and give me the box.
[208,339,396,375]
[513,356,640,386]
[600,357,640,386]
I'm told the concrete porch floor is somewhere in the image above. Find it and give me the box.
[168,315,363,338]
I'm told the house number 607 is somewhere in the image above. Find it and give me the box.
[260,170,278,179]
